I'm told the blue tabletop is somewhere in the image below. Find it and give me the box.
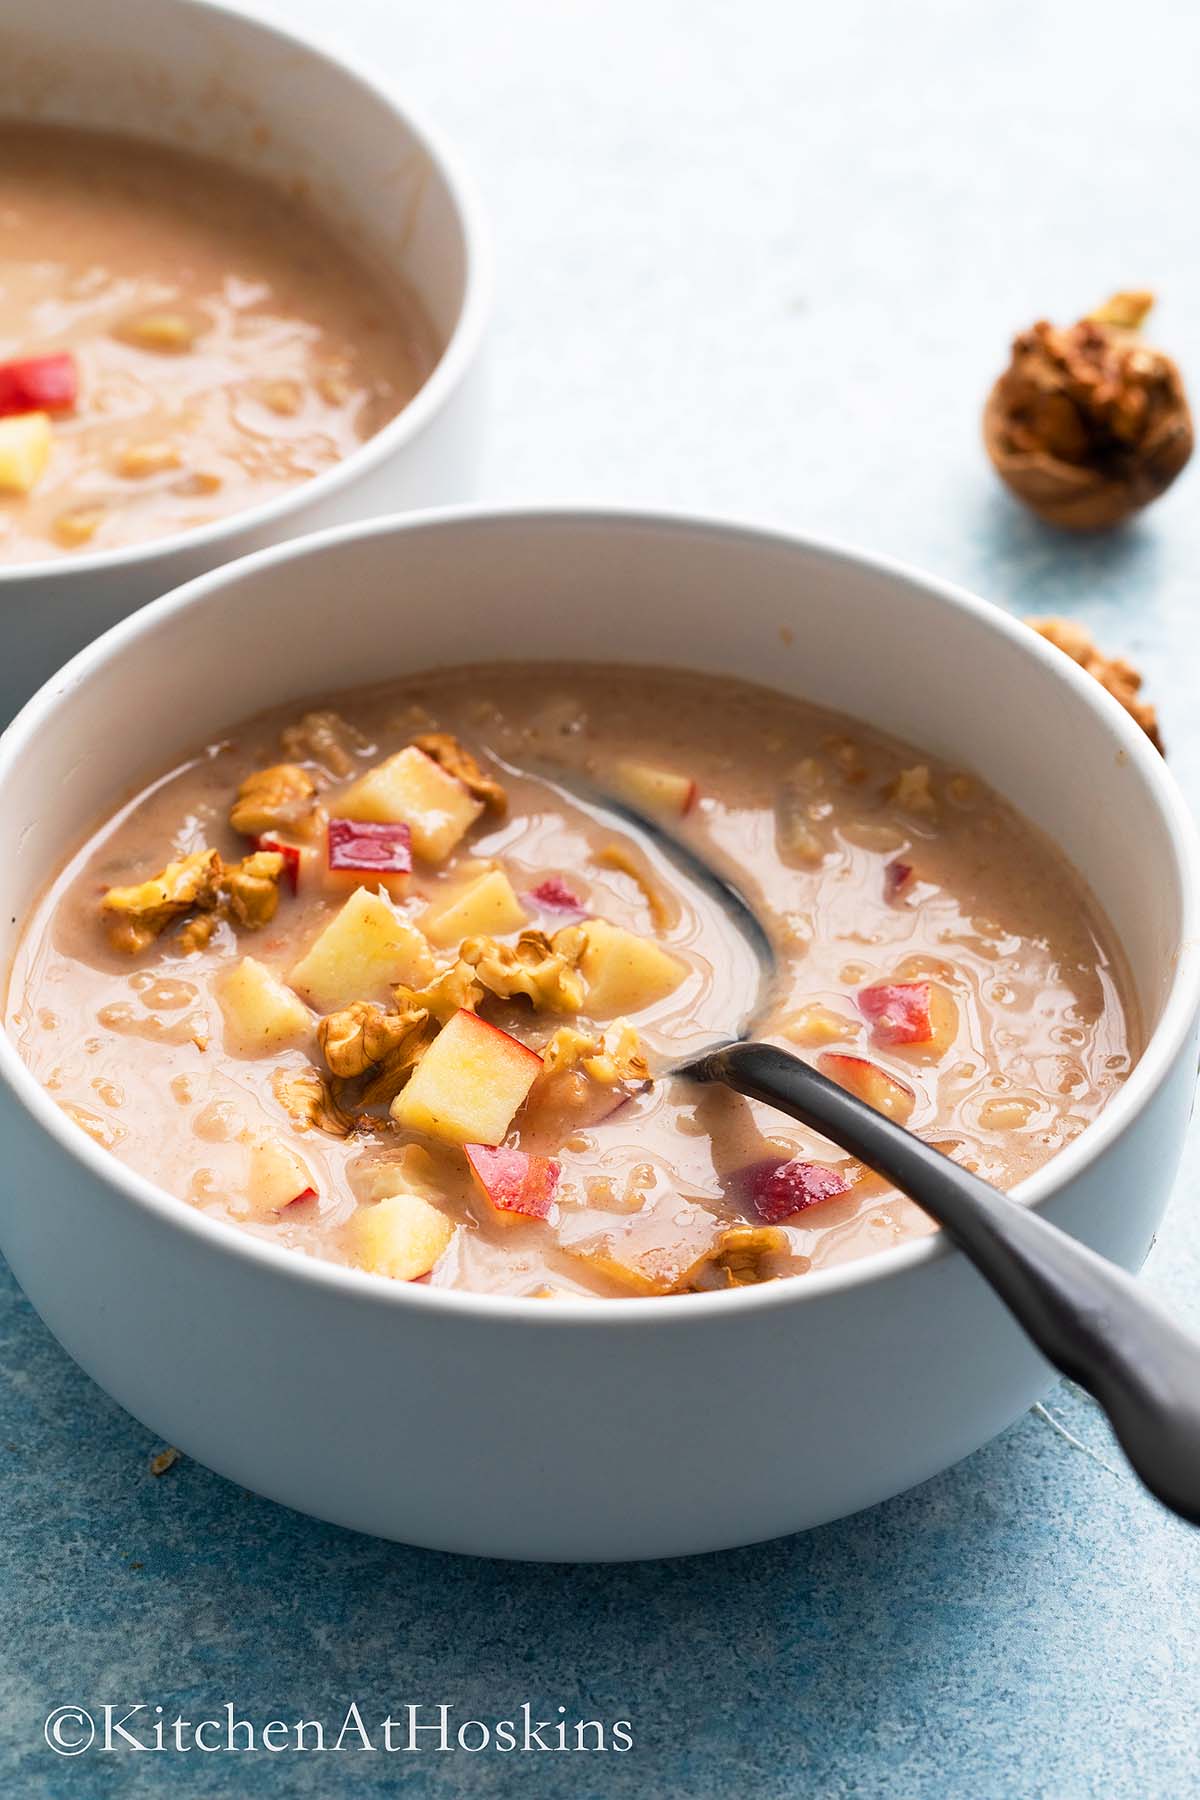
[5,0,1200,1793]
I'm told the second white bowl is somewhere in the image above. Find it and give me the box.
[0,0,489,721]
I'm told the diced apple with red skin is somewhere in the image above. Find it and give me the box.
[614,759,698,817]
[329,817,412,876]
[0,352,77,416]
[336,745,483,863]
[421,867,528,947]
[858,980,958,1056]
[350,1190,455,1280]
[576,918,687,1017]
[0,411,52,495]
[391,1008,542,1146]
[288,886,434,1012]
[245,1135,316,1217]
[290,833,410,902]
[746,1157,853,1224]
[217,955,313,1051]
[465,1144,561,1226]
[818,1052,916,1124]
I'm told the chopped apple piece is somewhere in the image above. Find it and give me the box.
[288,887,434,1012]
[328,818,413,880]
[361,1144,443,1203]
[218,956,313,1051]
[780,1003,859,1048]
[613,759,698,816]
[337,745,483,863]
[245,1134,316,1217]
[421,868,528,948]
[858,980,958,1055]
[575,918,687,1017]
[0,411,52,495]
[0,352,77,416]
[391,1008,541,1146]
[818,1052,916,1124]
[747,1158,852,1224]
[350,1191,455,1280]
[293,840,410,902]
[465,1144,561,1225]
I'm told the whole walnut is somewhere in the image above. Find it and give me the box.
[984,292,1193,530]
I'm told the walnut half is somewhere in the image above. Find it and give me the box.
[984,292,1193,531]
[461,929,585,1013]
[318,998,434,1106]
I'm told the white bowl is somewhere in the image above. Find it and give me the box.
[1,509,1197,1561]
[0,0,488,722]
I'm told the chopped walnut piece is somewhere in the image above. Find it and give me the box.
[984,293,1193,530]
[176,914,218,955]
[412,732,507,813]
[318,997,433,1106]
[393,960,484,1024]
[1026,616,1163,753]
[319,999,422,1078]
[120,311,198,352]
[460,928,585,1013]
[280,710,368,779]
[101,849,222,955]
[229,763,318,839]
[222,850,284,930]
[541,1027,598,1077]
[675,1225,791,1292]
[542,1019,651,1086]
[889,765,937,816]
[271,1065,355,1138]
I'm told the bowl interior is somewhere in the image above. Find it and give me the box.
[0,0,468,359]
[0,512,1190,1057]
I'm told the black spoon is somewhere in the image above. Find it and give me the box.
[525,756,1200,1525]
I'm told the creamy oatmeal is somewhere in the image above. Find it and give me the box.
[7,666,1135,1298]
[0,123,437,559]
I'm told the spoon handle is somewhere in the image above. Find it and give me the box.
[691,1040,1200,1524]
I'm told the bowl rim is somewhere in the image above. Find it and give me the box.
[3,502,1198,1327]
[0,0,491,583]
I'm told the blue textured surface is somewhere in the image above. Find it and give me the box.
[5,0,1200,1792]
